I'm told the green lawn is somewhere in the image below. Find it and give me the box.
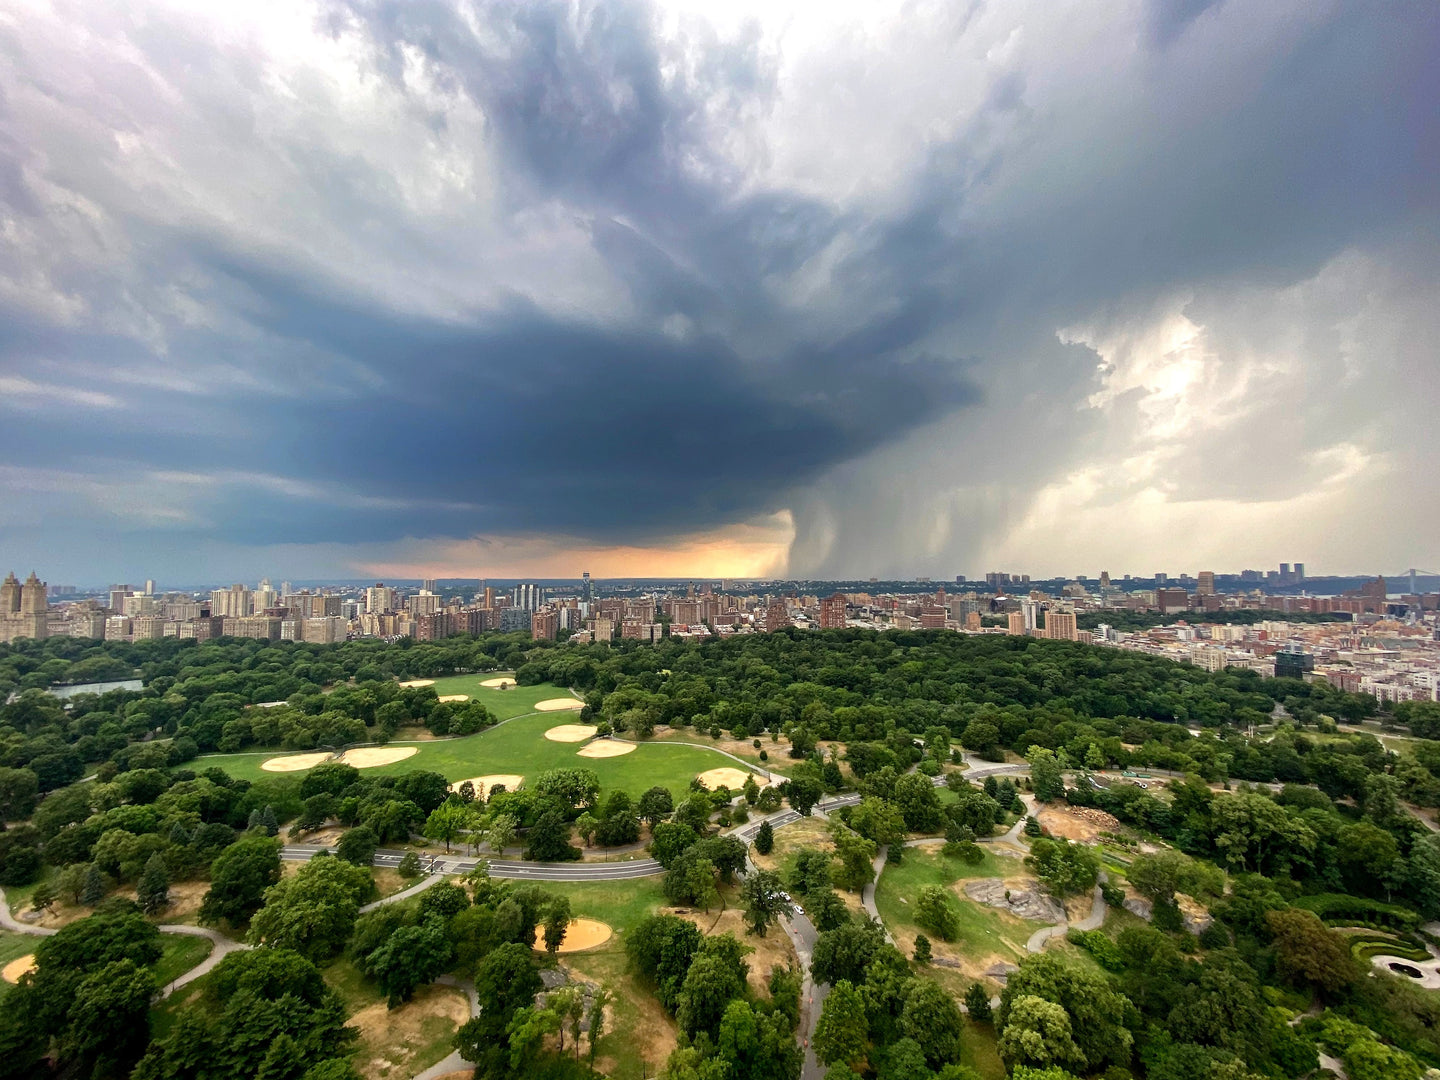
[424,675,578,720]
[197,708,760,804]
[153,933,214,990]
[541,877,668,935]
[0,930,37,1002]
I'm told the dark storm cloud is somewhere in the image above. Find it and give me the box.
[1,0,1439,578]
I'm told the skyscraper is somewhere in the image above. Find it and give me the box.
[1,571,48,643]
[1197,571,1215,596]
[582,571,592,604]
[819,593,847,629]
[514,583,545,612]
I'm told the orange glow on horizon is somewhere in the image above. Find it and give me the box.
[356,513,794,581]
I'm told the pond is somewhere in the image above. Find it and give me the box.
[46,678,144,699]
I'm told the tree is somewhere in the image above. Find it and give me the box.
[831,823,878,893]
[664,850,720,911]
[247,856,374,962]
[587,983,613,1063]
[915,885,961,941]
[397,850,423,879]
[638,786,675,829]
[336,826,379,866]
[741,870,793,936]
[676,949,747,1039]
[63,958,157,1072]
[0,767,39,822]
[200,834,282,927]
[1265,908,1358,995]
[1025,837,1099,900]
[80,862,106,906]
[964,982,992,1022]
[136,852,171,914]
[523,810,581,862]
[755,819,775,855]
[999,954,1134,1072]
[531,769,601,814]
[814,979,868,1068]
[785,776,824,816]
[901,977,964,1067]
[811,919,886,985]
[650,821,699,868]
[544,895,572,954]
[894,774,945,833]
[1027,747,1066,803]
[423,800,473,854]
[487,812,517,856]
[913,934,932,964]
[364,916,454,1006]
[998,995,1086,1072]
[851,797,907,848]
[627,914,703,1012]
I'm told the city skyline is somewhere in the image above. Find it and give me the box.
[1,2,1437,581]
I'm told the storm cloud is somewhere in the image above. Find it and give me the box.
[0,0,1437,581]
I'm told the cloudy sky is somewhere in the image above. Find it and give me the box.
[0,0,1436,585]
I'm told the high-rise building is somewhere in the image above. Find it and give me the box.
[819,593,847,629]
[365,583,398,614]
[582,571,592,604]
[211,584,252,618]
[1007,612,1027,635]
[513,583,544,612]
[421,578,437,594]
[531,610,558,640]
[109,585,132,612]
[1046,610,1078,641]
[1,571,48,643]
[1294,563,1305,581]
[1020,599,1040,632]
[144,579,155,596]
[766,598,790,632]
[1197,571,1216,596]
[1157,587,1191,613]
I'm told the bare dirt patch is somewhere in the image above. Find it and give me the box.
[2,954,36,983]
[695,767,764,791]
[532,918,613,953]
[535,698,585,713]
[545,724,597,742]
[663,906,798,996]
[451,774,524,799]
[1036,805,1121,842]
[576,741,635,758]
[261,751,333,773]
[116,878,211,924]
[340,747,419,768]
[438,694,470,703]
[480,678,516,689]
[398,680,436,688]
[350,982,470,1080]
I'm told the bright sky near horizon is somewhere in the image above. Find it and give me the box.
[0,0,1437,582]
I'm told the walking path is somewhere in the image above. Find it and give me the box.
[0,885,251,998]
[412,974,481,1080]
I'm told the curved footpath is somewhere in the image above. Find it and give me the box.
[0,885,250,998]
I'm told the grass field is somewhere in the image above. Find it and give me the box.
[197,698,762,803]
[153,933,214,989]
[0,930,36,1002]
[542,877,675,1080]
[424,675,577,720]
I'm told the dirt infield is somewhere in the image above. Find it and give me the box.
[534,697,585,712]
[2,954,36,983]
[339,747,419,768]
[398,679,435,688]
[544,724,598,742]
[576,740,636,758]
[438,694,470,703]
[261,751,333,773]
[532,918,613,953]
[480,677,515,689]
[451,774,524,799]
[695,767,762,790]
